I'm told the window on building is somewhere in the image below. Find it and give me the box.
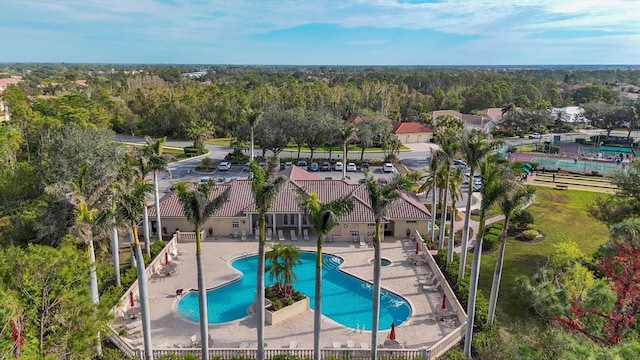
[289,214,296,225]
[302,216,308,225]
[232,220,239,228]
[407,220,417,223]
[283,215,289,225]
[367,223,375,237]
[350,229,359,238]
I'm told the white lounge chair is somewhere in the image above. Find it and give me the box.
[422,281,441,292]
[278,230,285,241]
[332,341,342,349]
[290,230,298,241]
[239,341,249,348]
[289,340,298,349]
[125,320,142,331]
[241,230,247,241]
[360,342,370,349]
[190,334,201,347]
[303,229,310,241]
[267,229,273,241]
[346,340,355,348]
[359,235,365,246]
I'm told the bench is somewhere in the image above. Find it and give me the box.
[555,184,568,190]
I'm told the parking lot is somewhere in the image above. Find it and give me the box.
[195,163,399,185]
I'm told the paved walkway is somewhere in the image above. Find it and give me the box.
[115,238,461,350]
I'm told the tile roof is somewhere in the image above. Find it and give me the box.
[392,121,433,134]
[150,167,431,222]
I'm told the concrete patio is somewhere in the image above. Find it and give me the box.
[113,235,462,351]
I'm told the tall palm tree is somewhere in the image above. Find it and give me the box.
[174,180,231,359]
[72,201,102,356]
[458,131,502,282]
[463,160,511,358]
[143,136,173,243]
[364,174,412,359]
[418,150,445,244]
[446,167,464,265]
[339,125,357,179]
[245,109,261,162]
[487,184,535,325]
[113,169,154,360]
[249,159,286,360]
[297,191,354,360]
[433,133,458,249]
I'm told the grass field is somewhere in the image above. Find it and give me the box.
[477,187,610,324]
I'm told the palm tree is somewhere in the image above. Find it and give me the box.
[174,180,231,359]
[339,125,357,179]
[463,160,511,358]
[113,169,154,360]
[143,136,173,243]
[458,131,502,282]
[265,243,301,297]
[487,184,536,325]
[297,191,354,360]
[72,201,102,356]
[446,167,464,265]
[245,109,261,162]
[418,150,445,244]
[433,133,458,249]
[364,174,412,359]
[249,159,286,360]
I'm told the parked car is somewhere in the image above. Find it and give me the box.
[452,160,467,169]
[199,176,211,184]
[472,176,482,192]
[529,133,542,139]
[218,161,231,171]
[297,160,308,170]
[383,163,395,173]
[320,162,331,171]
[358,178,367,184]
[309,162,319,172]
[242,162,251,172]
[361,162,370,171]
[334,161,343,171]
[347,162,357,172]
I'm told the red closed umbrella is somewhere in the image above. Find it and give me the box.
[415,242,419,254]
[129,291,135,307]
[389,323,396,341]
[442,294,447,310]
[165,252,170,265]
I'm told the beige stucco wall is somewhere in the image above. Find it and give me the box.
[391,220,429,238]
[397,132,433,144]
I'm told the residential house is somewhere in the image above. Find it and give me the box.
[392,121,434,143]
[551,106,588,129]
[429,110,496,133]
[149,166,431,241]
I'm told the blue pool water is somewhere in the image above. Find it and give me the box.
[176,252,411,330]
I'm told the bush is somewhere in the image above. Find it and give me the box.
[483,233,499,251]
[271,299,283,311]
[224,149,249,164]
[521,229,539,241]
[512,210,534,230]
[445,348,466,360]
[121,267,138,290]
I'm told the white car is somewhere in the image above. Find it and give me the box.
[383,163,395,173]
[346,163,357,172]
[528,133,542,139]
[334,162,343,171]
[218,161,231,171]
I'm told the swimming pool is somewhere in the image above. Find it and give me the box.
[176,252,411,330]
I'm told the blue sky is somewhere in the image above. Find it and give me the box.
[2,0,639,65]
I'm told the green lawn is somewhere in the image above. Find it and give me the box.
[204,138,234,146]
[476,188,609,324]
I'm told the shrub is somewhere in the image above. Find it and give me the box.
[150,240,166,258]
[483,233,500,251]
[521,229,539,241]
[445,348,466,360]
[271,299,283,311]
[512,210,534,230]
[121,267,138,290]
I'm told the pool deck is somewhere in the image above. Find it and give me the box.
[116,237,458,350]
